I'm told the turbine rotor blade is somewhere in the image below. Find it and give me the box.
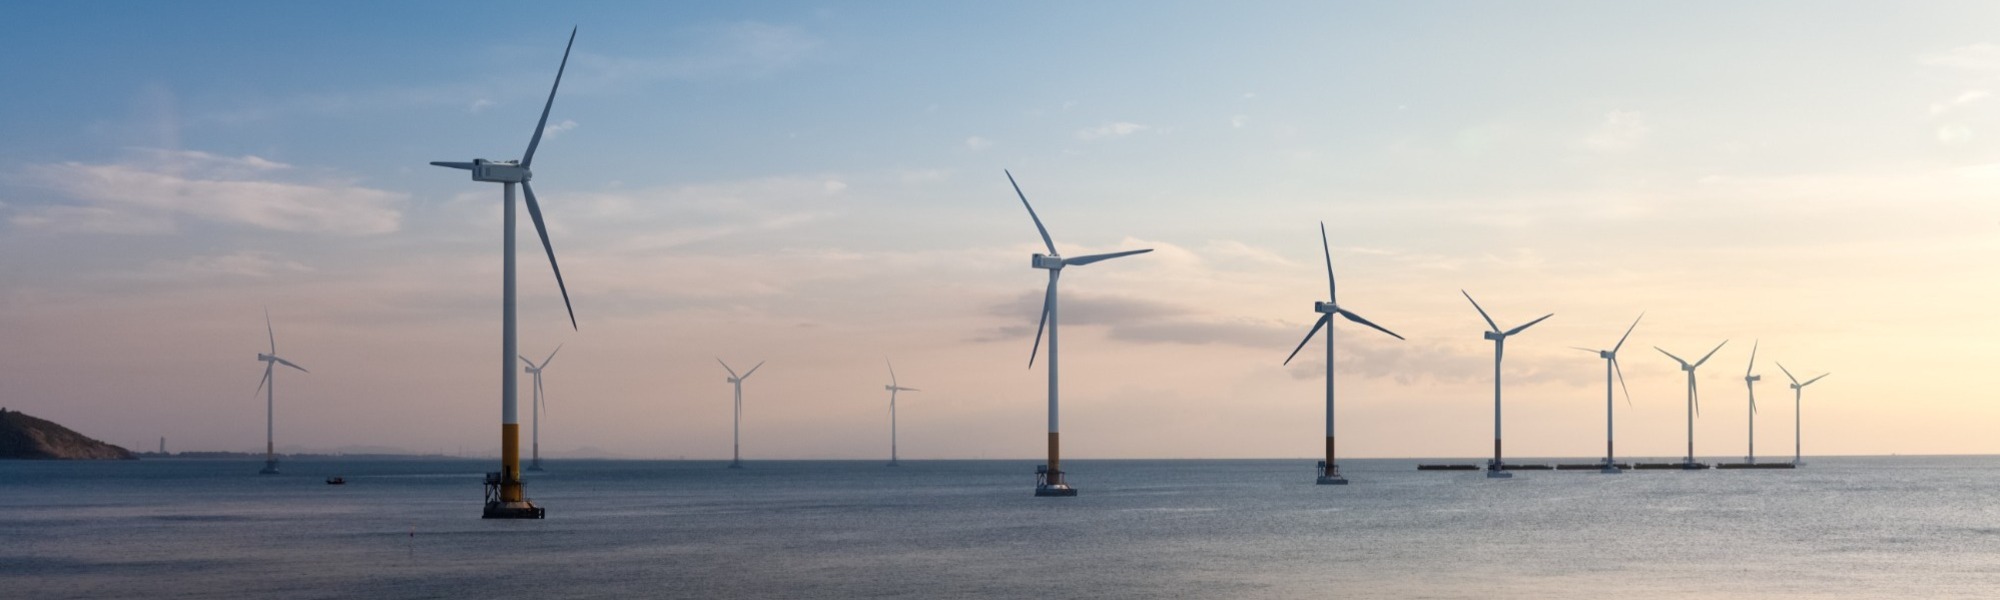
[255,364,272,396]
[542,344,562,369]
[1461,290,1500,333]
[886,357,897,387]
[1693,339,1729,368]
[1005,170,1058,255]
[1656,347,1689,367]
[740,360,765,380]
[716,358,739,379]
[429,161,477,171]
[1504,313,1554,336]
[1337,309,1404,340]
[1746,340,1758,376]
[521,26,576,168]
[1063,248,1152,266]
[1802,373,1829,386]
[1283,314,1332,366]
[1612,312,1643,353]
[265,307,276,354]
[272,357,308,373]
[1028,272,1056,368]
[521,182,577,330]
[521,355,536,368]
[1319,221,1336,302]
[1777,362,1799,385]
[1613,358,1633,407]
[1570,346,1600,354]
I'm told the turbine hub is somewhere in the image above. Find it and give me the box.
[1031,254,1064,270]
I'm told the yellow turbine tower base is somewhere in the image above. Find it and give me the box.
[484,423,543,519]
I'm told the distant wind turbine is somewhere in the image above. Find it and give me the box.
[1283,222,1403,485]
[884,359,919,467]
[521,345,560,472]
[1777,363,1829,466]
[1009,169,1152,497]
[719,359,764,469]
[1656,340,1728,469]
[429,27,579,520]
[1463,291,1552,479]
[254,309,307,476]
[1570,313,1641,473]
[1743,341,1760,464]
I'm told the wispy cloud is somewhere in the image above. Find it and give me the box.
[543,119,578,137]
[1582,110,1651,151]
[1929,90,1990,115]
[10,149,405,235]
[965,136,993,151]
[1075,121,1152,141]
[1920,42,2000,71]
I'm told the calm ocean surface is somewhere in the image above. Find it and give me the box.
[3,456,1996,599]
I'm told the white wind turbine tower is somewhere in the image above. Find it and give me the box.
[1570,313,1641,474]
[719,359,764,469]
[521,345,560,472]
[1008,170,1153,497]
[1777,363,1829,466]
[1656,340,1727,469]
[884,359,919,467]
[1742,341,1760,464]
[1462,291,1552,479]
[429,27,579,519]
[1283,222,1403,485]
[254,310,307,475]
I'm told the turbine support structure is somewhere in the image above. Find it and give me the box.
[484,181,542,519]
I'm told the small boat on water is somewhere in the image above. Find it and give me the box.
[325,476,346,485]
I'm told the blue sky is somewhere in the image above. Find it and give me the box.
[3,2,1997,459]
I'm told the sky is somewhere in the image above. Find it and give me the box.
[2,2,1997,461]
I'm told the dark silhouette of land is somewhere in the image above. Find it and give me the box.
[0,408,136,460]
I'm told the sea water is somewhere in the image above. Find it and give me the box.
[2,456,1996,598]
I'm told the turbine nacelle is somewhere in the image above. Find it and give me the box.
[1482,330,1505,341]
[1746,374,1762,383]
[257,353,273,362]
[1032,254,1064,270]
[1313,301,1339,315]
[1598,349,1616,360]
[470,159,529,183]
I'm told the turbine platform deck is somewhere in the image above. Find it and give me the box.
[1416,464,1480,471]
[1556,463,1632,470]
[1716,463,1796,469]
[1034,485,1078,497]
[1633,462,1711,470]
[483,502,546,519]
[1498,464,1553,470]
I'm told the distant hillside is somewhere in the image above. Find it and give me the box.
[0,409,136,460]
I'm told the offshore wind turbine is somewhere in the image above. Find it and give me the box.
[1283,222,1403,485]
[1570,313,1641,473]
[1463,292,1552,479]
[884,359,919,467]
[429,27,579,519]
[1656,340,1727,469]
[253,310,307,475]
[1777,363,1829,466]
[1742,341,1760,464]
[1008,170,1152,497]
[719,359,764,469]
[521,345,560,472]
